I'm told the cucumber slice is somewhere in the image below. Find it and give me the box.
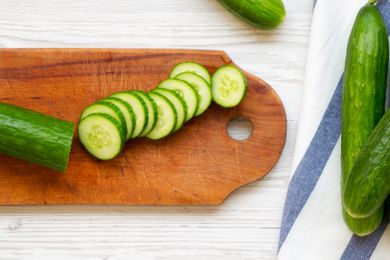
[157,79,199,122]
[212,65,247,108]
[175,72,212,116]
[80,100,127,138]
[146,92,177,140]
[131,91,158,137]
[110,91,147,138]
[152,88,187,132]
[170,62,211,85]
[78,113,124,160]
[104,97,135,141]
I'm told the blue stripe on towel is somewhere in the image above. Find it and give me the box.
[341,220,388,260]
[340,1,390,258]
[377,0,390,31]
[278,77,343,250]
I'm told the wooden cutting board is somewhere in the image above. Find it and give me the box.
[0,49,286,205]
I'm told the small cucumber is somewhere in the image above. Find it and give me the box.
[341,3,389,235]
[218,0,286,30]
[343,110,390,218]
[212,65,247,108]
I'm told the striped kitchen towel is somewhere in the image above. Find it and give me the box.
[278,0,390,259]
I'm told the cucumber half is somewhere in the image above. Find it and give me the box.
[152,88,187,132]
[146,92,177,140]
[175,72,212,116]
[80,100,128,139]
[131,91,158,137]
[212,65,247,108]
[78,113,125,160]
[170,62,211,86]
[110,91,147,138]
[104,97,135,141]
[157,79,199,122]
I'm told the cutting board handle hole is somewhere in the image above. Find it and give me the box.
[226,116,253,141]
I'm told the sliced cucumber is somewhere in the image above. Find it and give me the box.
[170,62,211,86]
[146,92,177,140]
[131,91,158,137]
[110,91,147,138]
[104,97,135,141]
[80,100,127,138]
[78,113,124,160]
[152,88,187,132]
[157,79,199,122]
[212,65,247,108]
[175,72,212,116]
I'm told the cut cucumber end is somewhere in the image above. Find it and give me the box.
[78,113,124,160]
[212,65,247,108]
[170,62,211,86]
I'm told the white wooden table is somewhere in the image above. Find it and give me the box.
[0,1,313,259]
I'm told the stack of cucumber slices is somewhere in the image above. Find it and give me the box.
[78,62,247,160]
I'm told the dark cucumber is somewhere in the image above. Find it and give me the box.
[344,110,390,218]
[0,102,74,172]
[341,3,389,235]
[218,0,286,30]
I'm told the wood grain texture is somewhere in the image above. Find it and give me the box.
[0,48,286,205]
[0,0,312,258]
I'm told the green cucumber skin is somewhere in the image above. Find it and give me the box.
[218,0,286,30]
[344,110,390,218]
[0,102,74,172]
[341,3,389,234]
[343,206,384,237]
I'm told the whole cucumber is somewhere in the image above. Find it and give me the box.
[0,102,74,172]
[341,3,389,235]
[344,110,390,218]
[218,0,286,30]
